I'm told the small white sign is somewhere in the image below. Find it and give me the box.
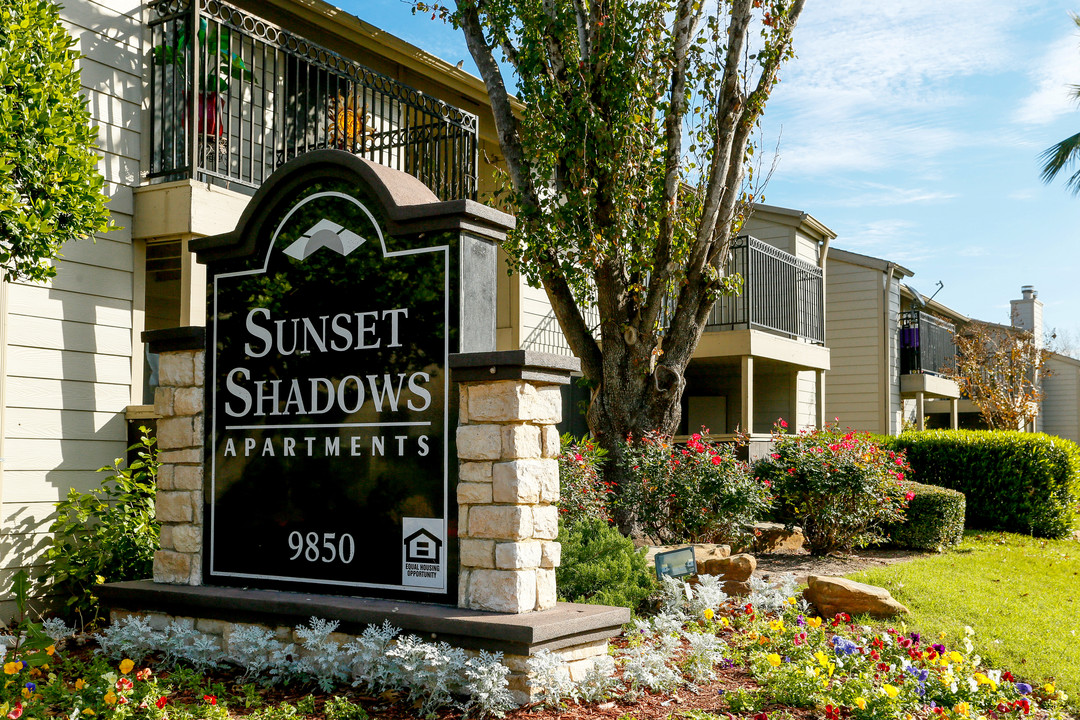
[402,517,445,589]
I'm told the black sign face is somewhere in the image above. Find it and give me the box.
[205,179,452,600]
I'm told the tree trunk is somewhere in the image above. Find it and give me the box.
[586,349,686,537]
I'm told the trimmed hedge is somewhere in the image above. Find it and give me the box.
[885,482,966,551]
[884,430,1080,539]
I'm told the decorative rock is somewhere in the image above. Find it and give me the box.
[722,580,752,597]
[700,553,756,581]
[173,387,204,416]
[532,505,559,540]
[541,425,561,458]
[457,482,493,505]
[157,417,194,450]
[540,541,561,568]
[492,461,544,503]
[535,568,556,610]
[459,461,493,484]
[172,465,203,491]
[803,575,910,619]
[753,522,806,553]
[156,491,194,523]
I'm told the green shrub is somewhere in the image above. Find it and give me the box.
[556,518,655,613]
[45,427,160,623]
[754,423,910,555]
[616,431,770,544]
[885,430,1080,538]
[557,434,610,528]
[883,482,965,551]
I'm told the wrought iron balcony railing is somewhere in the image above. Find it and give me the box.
[521,236,825,357]
[899,310,956,376]
[698,236,824,344]
[147,0,479,200]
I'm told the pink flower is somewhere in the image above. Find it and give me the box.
[573,453,583,462]
[905,492,915,502]
[779,419,788,428]
[8,702,23,720]
[711,456,722,465]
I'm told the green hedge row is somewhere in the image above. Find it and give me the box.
[884,430,1080,539]
[885,482,965,550]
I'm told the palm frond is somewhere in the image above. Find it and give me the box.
[1039,131,1080,192]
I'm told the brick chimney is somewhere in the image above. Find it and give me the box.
[1010,285,1044,348]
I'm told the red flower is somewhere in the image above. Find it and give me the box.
[905,492,915,502]
[116,677,134,691]
[7,702,22,720]
[135,668,152,682]
[779,419,788,428]
[711,456,722,465]
[156,697,168,709]
[203,695,217,705]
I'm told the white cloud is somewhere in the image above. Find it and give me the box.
[835,219,934,264]
[1013,31,1080,125]
[762,1,1034,175]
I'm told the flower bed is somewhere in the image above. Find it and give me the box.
[2,574,1069,720]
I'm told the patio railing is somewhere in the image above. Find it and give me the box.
[899,310,956,375]
[146,0,478,200]
[521,236,824,356]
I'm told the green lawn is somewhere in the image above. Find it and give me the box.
[847,531,1080,708]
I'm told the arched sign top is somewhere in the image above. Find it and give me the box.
[191,150,513,265]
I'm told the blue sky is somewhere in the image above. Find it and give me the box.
[348,0,1080,345]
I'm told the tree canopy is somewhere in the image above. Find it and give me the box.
[436,0,805,474]
[0,0,110,283]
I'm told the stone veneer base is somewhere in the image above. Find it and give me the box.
[100,581,627,702]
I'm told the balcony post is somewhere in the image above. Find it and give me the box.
[816,370,825,429]
[950,398,959,430]
[741,355,754,435]
[916,391,926,432]
[187,1,201,179]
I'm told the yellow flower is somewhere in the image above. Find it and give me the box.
[95,575,105,585]
[82,709,96,716]
[954,702,971,717]
[766,653,782,668]
[785,597,797,605]
[118,659,134,675]
[939,631,948,639]
[75,678,86,690]
[45,646,55,656]
[974,672,997,691]
[721,617,730,627]
[104,690,117,706]
[807,617,823,628]
[814,650,830,668]
[703,608,714,621]
[883,684,899,699]
[1045,684,1056,695]
[948,651,964,663]
[21,687,30,699]
[769,619,785,633]
[855,698,867,710]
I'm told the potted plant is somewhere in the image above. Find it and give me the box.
[152,18,254,137]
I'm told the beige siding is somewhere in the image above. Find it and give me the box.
[825,260,883,433]
[742,218,794,256]
[885,274,902,434]
[0,0,141,611]
[1042,357,1080,443]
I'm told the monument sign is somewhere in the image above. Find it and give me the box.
[193,152,503,603]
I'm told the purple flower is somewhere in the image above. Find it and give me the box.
[831,637,858,656]
[909,632,921,646]
[796,615,806,627]
[24,682,35,692]
[932,643,946,655]
[1016,683,1033,695]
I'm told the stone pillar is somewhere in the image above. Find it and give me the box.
[145,328,206,586]
[450,351,580,614]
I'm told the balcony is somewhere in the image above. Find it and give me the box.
[898,310,960,430]
[521,236,825,358]
[146,0,478,200]
[899,311,956,376]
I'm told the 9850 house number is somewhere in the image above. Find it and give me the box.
[288,531,356,563]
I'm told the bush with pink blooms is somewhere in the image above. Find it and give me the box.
[755,422,912,555]
[617,430,771,544]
